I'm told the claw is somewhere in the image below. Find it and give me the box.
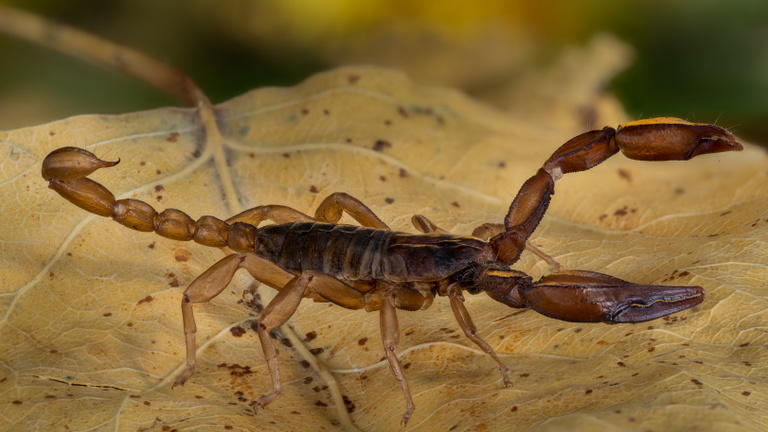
[521,270,704,323]
[615,117,742,161]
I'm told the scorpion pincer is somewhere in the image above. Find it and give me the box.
[42,117,741,424]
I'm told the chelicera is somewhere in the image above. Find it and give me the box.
[42,117,741,424]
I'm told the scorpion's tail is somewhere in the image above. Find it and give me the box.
[42,147,255,251]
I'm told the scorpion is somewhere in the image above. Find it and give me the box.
[42,117,741,424]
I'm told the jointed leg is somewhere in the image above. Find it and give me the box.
[380,294,415,425]
[174,254,247,386]
[315,192,389,229]
[448,286,511,386]
[253,272,313,406]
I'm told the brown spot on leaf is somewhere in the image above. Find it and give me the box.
[323,109,330,115]
[691,379,703,386]
[617,361,626,367]
[192,149,201,158]
[373,139,392,152]
[585,389,593,394]
[12,400,22,405]
[148,241,155,249]
[103,312,112,317]
[137,295,153,305]
[399,168,408,178]
[154,185,164,192]
[174,249,190,262]
[300,360,310,369]
[358,337,368,346]
[451,201,460,208]
[304,331,317,342]
[303,376,313,384]
[347,74,360,84]
[230,326,246,337]
[301,108,309,115]
[342,395,356,413]
[510,406,518,412]
[614,206,628,216]
[379,175,387,182]
[315,400,328,407]
[385,197,394,204]
[397,106,409,117]
[384,119,392,126]
[310,347,324,355]
[309,185,319,193]
[675,187,685,195]
[742,391,751,396]
[617,169,632,182]
[166,132,180,142]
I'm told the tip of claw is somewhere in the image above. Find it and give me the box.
[690,134,743,158]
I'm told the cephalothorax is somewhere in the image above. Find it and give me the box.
[42,117,741,424]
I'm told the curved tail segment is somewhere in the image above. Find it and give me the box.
[42,147,255,251]
[491,118,742,265]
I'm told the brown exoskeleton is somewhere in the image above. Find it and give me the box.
[42,117,741,424]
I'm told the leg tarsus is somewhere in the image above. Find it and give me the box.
[524,241,561,272]
[380,294,415,425]
[448,287,511,387]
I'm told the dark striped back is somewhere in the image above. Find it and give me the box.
[253,222,494,284]
[254,222,392,281]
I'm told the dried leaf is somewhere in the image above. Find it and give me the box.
[1,66,766,431]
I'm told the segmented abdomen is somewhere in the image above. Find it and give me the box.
[253,222,493,283]
[254,222,392,281]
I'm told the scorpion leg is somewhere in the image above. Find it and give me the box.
[174,253,247,387]
[226,204,315,226]
[380,293,415,425]
[491,119,741,265]
[448,286,511,386]
[315,192,389,229]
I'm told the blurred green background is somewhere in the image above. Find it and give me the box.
[1,0,766,145]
